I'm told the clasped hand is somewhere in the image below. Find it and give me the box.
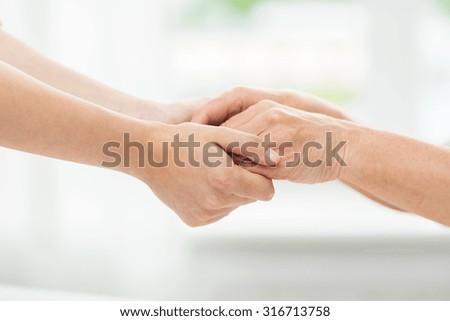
[146,87,354,227]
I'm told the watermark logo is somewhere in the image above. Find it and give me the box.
[101,132,347,168]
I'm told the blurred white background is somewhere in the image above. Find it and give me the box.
[0,0,450,300]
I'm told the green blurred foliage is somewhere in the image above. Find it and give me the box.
[222,0,354,14]
[437,0,450,14]
[227,0,261,13]
[224,0,450,16]
[309,88,356,106]
[178,0,360,106]
[183,0,354,21]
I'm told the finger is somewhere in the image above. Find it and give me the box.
[228,194,257,207]
[222,102,272,130]
[230,114,269,137]
[211,127,280,166]
[168,96,212,124]
[191,214,227,227]
[224,111,279,151]
[202,197,257,225]
[204,192,257,210]
[191,86,277,125]
[242,163,280,180]
[201,215,228,226]
[231,165,275,201]
[191,93,243,126]
[202,206,250,226]
[203,193,257,220]
[198,207,237,226]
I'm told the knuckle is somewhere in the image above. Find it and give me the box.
[226,86,248,108]
[247,102,270,114]
[279,170,292,181]
[184,218,203,228]
[279,90,296,105]
[258,99,277,108]
[230,86,248,95]
[263,107,284,123]
[185,209,213,227]
[209,170,230,187]
[224,208,234,215]
[263,184,276,201]
[203,197,221,210]
[200,209,215,221]
[221,119,231,128]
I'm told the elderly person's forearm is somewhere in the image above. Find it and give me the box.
[341,126,450,224]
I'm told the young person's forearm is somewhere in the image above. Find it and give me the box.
[0,29,168,122]
[342,125,450,224]
[0,60,160,174]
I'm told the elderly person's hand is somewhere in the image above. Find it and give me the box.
[191,86,351,125]
[222,98,450,226]
[221,100,353,184]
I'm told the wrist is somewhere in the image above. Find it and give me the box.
[160,102,179,124]
[112,121,170,179]
[157,101,183,124]
[163,97,212,124]
[125,98,170,123]
[338,122,372,181]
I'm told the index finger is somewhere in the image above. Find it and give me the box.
[210,126,281,166]
[191,92,243,125]
[231,164,275,201]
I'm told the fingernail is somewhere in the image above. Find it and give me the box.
[267,149,280,163]
[240,160,255,168]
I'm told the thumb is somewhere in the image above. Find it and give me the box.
[209,127,280,166]
[190,111,209,124]
[191,95,242,126]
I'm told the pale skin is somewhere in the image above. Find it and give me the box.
[0,29,208,124]
[2,26,449,227]
[0,31,276,227]
[192,87,450,226]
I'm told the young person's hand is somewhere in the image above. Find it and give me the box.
[192,86,351,126]
[0,60,277,228]
[117,96,211,124]
[128,122,277,227]
[164,96,212,124]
